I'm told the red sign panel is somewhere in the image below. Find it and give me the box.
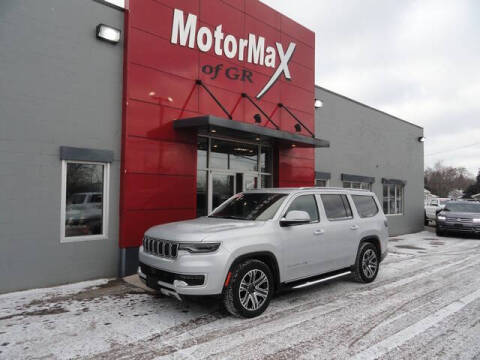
[120,0,315,248]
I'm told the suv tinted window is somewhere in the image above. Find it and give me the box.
[352,195,378,218]
[321,194,353,220]
[286,195,319,222]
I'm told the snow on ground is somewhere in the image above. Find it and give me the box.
[1,228,480,359]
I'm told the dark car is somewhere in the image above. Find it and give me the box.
[436,201,480,236]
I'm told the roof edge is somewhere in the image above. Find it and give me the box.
[315,85,423,130]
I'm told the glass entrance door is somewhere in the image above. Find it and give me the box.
[211,172,235,211]
[243,174,259,191]
[197,136,273,216]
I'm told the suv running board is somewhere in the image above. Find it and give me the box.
[284,268,352,290]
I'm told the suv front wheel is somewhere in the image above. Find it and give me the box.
[352,242,379,283]
[223,259,273,318]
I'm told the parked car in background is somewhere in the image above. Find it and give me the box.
[65,192,103,236]
[436,201,480,236]
[425,198,450,225]
[138,187,388,318]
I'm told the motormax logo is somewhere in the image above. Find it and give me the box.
[171,8,296,99]
[201,64,253,83]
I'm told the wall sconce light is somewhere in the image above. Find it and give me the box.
[418,136,425,143]
[96,24,121,44]
[294,123,301,132]
[253,114,262,123]
[314,99,323,109]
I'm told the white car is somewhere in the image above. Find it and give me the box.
[424,198,450,225]
[138,187,388,318]
[65,192,103,236]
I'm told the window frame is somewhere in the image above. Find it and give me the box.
[383,183,404,216]
[343,181,372,191]
[315,179,329,187]
[60,160,110,243]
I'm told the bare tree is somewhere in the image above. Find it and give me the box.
[464,170,480,198]
[424,161,475,197]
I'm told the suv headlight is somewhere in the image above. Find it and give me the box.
[473,218,480,223]
[178,242,220,253]
[437,215,446,221]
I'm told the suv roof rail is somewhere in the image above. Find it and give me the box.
[297,187,371,192]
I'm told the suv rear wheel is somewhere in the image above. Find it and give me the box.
[352,242,379,283]
[223,259,273,318]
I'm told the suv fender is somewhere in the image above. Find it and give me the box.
[358,236,381,258]
[224,251,281,291]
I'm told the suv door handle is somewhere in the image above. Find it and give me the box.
[313,229,324,235]
[350,225,360,230]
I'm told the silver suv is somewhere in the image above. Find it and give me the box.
[138,187,388,318]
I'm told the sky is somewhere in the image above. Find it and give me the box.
[261,0,480,177]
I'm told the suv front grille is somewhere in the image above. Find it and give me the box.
[446,217,472,224]
[143,236,178,259]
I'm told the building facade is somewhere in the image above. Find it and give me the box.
[314,86,424,236]
[0,0,423,294]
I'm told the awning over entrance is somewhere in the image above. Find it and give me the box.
[173,115,330,148]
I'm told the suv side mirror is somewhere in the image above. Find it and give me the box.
[280,210,311,227]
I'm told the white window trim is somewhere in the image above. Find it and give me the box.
[97,0,125,9]
[384,184,404,216]
[343,180,372,191]
[60,160,110,243]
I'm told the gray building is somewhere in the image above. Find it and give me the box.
[314,86,424,236]
[0,0,423,294]
[0,0,124,294]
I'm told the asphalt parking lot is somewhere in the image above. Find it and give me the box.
[1,228,480,360]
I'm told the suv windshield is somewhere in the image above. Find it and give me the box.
[209,193,287,220]
[444,202,480,213]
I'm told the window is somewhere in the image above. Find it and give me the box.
[343,181,372,191]
[61,161,109,242]
[383,184,404,215]
[315,179,328,187]
[444,202,480,213]
[285,195,319,222]
[352,195,379,218]
[321,194,353,220]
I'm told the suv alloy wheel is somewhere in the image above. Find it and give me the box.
[352,242,379,283]
[223,259,274,318]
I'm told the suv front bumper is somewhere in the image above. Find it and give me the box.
[138,246,230,296]
[437,222,480,234]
